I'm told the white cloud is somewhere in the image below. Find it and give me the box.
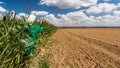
[0,6,8,17]
[86,6,102,14]
[42,14,60,25]
[96,14,120,26]
[41,10,120,27]
[18,13,27,17]
[63,11,89,25]
[31,11,49,16]
[39,0,97,9]
[86,3,117,14]
[98,3,117,13]
[42,11,91,26]
[0,6,7,12]
[113,10,120,15]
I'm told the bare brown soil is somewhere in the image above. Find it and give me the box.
[49,28,120,68]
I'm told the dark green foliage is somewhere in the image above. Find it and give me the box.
[40,20,57,37]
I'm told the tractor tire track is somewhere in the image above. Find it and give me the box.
[65,30,120,57]
[64,30,120,67]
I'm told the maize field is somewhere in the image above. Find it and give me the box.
[0,12,57,68]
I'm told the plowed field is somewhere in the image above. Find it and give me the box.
[49,28,120,68]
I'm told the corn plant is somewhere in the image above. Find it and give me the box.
[0,11,57,68]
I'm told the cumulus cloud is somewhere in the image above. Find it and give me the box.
[42,14,60,25]
[41,10,120,27]
[39,0,97,9]
[42,11,90,26]
[18,13,27,17]
[0,6,8,17]
[113,10,120,16]
[0,6,7,12]
[86,3,117,14]
[31,11,49,16]
[96,14,120,26]
[60,11,89,24]
[98,3,116,13]
[86,6,102,14]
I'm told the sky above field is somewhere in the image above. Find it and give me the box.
[0,0,120,27]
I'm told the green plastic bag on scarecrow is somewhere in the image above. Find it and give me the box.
[24,24,43,56]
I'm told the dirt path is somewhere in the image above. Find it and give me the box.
[49,28,120,68]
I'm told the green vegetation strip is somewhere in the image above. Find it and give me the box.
[0,12,57,68]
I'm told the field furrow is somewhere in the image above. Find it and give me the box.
[49,28,120,68]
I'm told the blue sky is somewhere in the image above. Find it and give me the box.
[0,0,81,14]
[0,0,120,27]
